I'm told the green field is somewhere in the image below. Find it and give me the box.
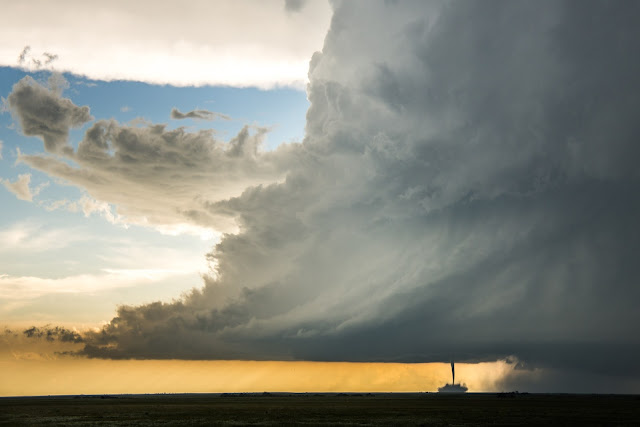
[1,393,638,426]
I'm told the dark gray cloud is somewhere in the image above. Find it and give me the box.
[6,76,92,153]
[496,360,640,394]
[9,0,640,392]
[23,325,83,343]
[170,107,230,121]
[17,46,30,64]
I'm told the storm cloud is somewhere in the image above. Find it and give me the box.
[10,0,640,391]
[23,325,83,343]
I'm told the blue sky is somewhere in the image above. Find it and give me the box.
[0,65,309,326]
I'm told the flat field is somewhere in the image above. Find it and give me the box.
[1,392,638,426]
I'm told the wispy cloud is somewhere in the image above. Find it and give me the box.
[17,46,30,65]
[22,325,82,343]
[1,174,48,202]
[170,107,230,121]
[0,226,210,301]
[0,221,88,252]
[0,268,197,301]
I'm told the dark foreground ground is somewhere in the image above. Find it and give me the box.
[1,392,639,426]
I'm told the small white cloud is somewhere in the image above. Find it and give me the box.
[2,174,34,201]
[41,198,72,212]
[78,196,119,223]
[45,195,127,227]
[2,174,48,202]
[76,80,97,88]
[120,105,131,112]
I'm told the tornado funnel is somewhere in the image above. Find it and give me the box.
[451,361,455,385]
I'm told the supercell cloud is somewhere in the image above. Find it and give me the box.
[7,0,640,391]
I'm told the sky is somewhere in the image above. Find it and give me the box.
[2,0,640,396]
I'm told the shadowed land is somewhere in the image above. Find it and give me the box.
[1,393,639,426]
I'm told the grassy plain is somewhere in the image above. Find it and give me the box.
[1,392,638,426]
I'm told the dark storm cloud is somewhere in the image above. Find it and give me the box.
[8,0,640,392]
[170,107,230,121]
[495,361,640,394]
[5,76,92,153]
[23,325,83,343]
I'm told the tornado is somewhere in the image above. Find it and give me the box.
[438,361,467,393]
[452,361,455,384]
